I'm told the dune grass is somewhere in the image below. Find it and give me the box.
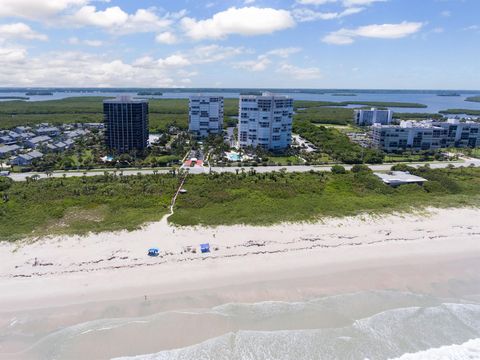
[0,174,178,241]
[1,167,479,240]
[169,167,480,226]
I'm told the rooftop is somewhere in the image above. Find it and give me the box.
[104,96,148,104]
[374,171,428,186]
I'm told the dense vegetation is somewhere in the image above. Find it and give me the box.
[394,112,444,120]
[294,107,354,125]
[0,173,179,241]
[292,100,427,110]
[439,109,480,116]
[0,97,428,131]
[465,96,480,103]
[0,97,239,132]
[293,120,384,164]
[2,167,479,240]
[170,166,480,226]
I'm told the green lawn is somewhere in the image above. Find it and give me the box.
[266,156,304,165]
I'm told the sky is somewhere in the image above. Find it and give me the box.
[0,0,478,89]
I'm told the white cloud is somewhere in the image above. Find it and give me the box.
[234,47,302,72]
[0,50,194,87]
[181,7,295,40]
[266,47,302,58]
[277,63,321,80]
[69,6,128,27]
[68,37,103,46]
[296,0,384,6]
[189,44,246,63]
[293,7,364,22]
[296,0,337,5]
[155,31,178,44]
[234,56,272,72]
[0,46,28,63]
[342,0,386,6]
[132,45,244,72]
[157,54,191,67]
[84,39,103,47]
[0,0,87,20]
[68,6,171,34]
[323,21,424,44]
[0,23,48,41]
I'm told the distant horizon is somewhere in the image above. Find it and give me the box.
[0,87,479,93]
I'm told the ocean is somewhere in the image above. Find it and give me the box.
[12,291,480,360]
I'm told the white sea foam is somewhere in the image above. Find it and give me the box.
[112,293,480,360]
[391,338,480,359]
[7,290,476,360]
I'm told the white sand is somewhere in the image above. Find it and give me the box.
[1,207,480,313]
[1,207,480,359]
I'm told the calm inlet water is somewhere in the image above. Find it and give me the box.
[1,90,480,115]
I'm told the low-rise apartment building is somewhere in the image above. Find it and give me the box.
[372,119,480,152]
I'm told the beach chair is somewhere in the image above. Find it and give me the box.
[200,243,210,253]
[148,248,159,257]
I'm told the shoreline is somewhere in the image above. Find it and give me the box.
[1,207,480,359]
[1,207,480,312]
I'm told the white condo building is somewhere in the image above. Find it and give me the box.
[238,93,293,151]
[355,108,393,126]
[188,96,224,138]
[372,118,480,152]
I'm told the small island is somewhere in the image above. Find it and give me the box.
[331,93,357,97]
[137,91,163,96]
[25,91,54,96]
[465,96,480,103]
[437,93,461,97]
[0,96,29,100]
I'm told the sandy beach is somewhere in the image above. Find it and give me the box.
[1,207,480,359]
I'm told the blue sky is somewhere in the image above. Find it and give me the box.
[0,0,478,89]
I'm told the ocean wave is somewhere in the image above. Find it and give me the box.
[5,290,478,360]
[391,338,480,359]
[112,296,480,360]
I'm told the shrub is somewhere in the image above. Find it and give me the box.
[0,177,12,191]
[351,164,371,173]
[331,165,347,174]
[391,164,416,172]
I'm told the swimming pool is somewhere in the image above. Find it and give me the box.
[226,152,242,161]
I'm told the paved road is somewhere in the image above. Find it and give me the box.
[6,158,480,181]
